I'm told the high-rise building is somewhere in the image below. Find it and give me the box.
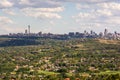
[38,32,42,36]
[25,29,27,34]
[99,32,103,38]
[90,30,93,35]
[84,30,87,34]
[114,31,117,34]
[104,29,108,36]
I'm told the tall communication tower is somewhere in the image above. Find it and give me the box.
[28,25,30,34]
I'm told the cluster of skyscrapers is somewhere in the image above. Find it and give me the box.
[99,29,120,39]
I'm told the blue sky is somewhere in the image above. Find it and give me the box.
[0,0,120,34]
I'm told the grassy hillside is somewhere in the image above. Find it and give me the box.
[0,37,120,80]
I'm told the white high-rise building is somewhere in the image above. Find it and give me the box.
[104,29,108,36]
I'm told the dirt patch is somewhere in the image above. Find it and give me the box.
[98,39,119,44]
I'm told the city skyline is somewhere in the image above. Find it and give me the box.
[4,25,120,35]
[0,0,120,34]
[2,27,120,40]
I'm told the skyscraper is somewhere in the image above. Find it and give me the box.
[104,29,108,36]
[25,29,27,34]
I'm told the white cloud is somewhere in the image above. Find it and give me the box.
[0,25,23,34]
[0,16,13,24]
[73,12,95,19]
[0,0,62,9]
[0,0,64,19]
[9,0,61,8]
[56,0,120,3]
[0,0,119,9]
[24,12,61,19]
[2,9,16,15]
[74,1,120,28]
[76,2,120,11]
[73,10,114,24]
[3,27,23,33]
[0,16,17,34]
[21,7,64,12]
[98,2,120,10]
[19,0,31,5]
[95,9,112,16]
[0,0,13,8]
[76,4,90,10]
[21,7,64,19]
[104,17,120,24]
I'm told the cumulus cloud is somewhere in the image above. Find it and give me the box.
[73,13,95,19]
[98,2,120,10]
[2,9,16,15]
[55,0,120,3]
[96,9,112,16]
[0,0,13,8]
[1,0,119,19]
[104,17,120,24]
[21,7,64,19]
[74,0,120,28]
[6,0,61,8]
[0,16,13,24]
[0,16,15,34]
[0,0,119,9]
[5,0,63,19]
[19,0,31,5]
[0,0,64,19]
[21,7,64,12]
[19,0,61,8]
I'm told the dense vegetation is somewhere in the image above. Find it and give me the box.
[0,37,120,80]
